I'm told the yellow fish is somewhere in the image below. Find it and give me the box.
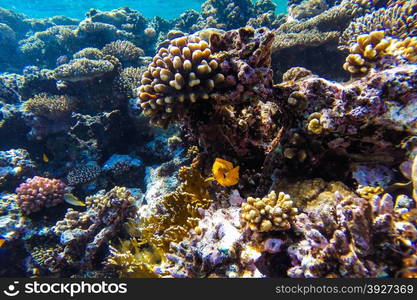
[0,237,5,247]
[206,158,239,187]
[42,153,49,163]
[64,193,86,207]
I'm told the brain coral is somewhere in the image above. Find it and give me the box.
[137,34,227,127]
[15,176,66,215]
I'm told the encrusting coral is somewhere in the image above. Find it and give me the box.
[16,176,66,215]
[241,191,298,232]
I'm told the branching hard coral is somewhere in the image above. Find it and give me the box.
[106,238,163,278]
[23,93,77,120]
[138,26,275,128]
[137,34,225,127]
[16,176,66,215]
[102,40,144,66]
[288,190,417,278]
[54,187,137,270]
[340,1,417,51]
[342,30,417,75]
[113,67,145,99]
[241,191,298,232]
[138,165,212,251]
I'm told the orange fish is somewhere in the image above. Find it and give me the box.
[0,237,5,247]
[142,92,158,99]
[206,158,239,187]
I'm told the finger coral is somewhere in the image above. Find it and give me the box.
[241,191,298,232]
[15,176,66,215]
[137,34,225,127]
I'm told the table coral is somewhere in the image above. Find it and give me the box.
[16,176,66,216]
[23,93,77,121]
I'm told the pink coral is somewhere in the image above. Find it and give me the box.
[15,176,66,215]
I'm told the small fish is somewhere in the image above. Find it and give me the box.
[64,193,86,207]
[142,92,158,99]
[206,158,239,187]
[0,238,5,248]
[42,153,49,163]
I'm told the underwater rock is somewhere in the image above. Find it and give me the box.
[0,149,36,191]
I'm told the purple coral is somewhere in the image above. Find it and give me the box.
[15,176,66,215]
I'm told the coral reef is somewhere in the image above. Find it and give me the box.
[241,191,298,232]
[1,0,417,280]
[16,176,66,215]
[53,186,137,271]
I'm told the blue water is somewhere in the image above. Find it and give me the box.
[0,0,288,19]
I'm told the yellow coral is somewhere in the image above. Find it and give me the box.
[241,191,298,232]
[307,112,325,134]
[106,238,163,278]
[139,165,212,251]
[356,185,384,201]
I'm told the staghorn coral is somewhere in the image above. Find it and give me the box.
[340,1,417,51]
[23,93,77,121]
[15,176,66,216]
[138,165,212,251]
[102,40,144,66]
[54,186,137,270]
[241,191,298,232]
[137,34,225,127]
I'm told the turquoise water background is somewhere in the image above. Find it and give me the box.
[0,0,288,19]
